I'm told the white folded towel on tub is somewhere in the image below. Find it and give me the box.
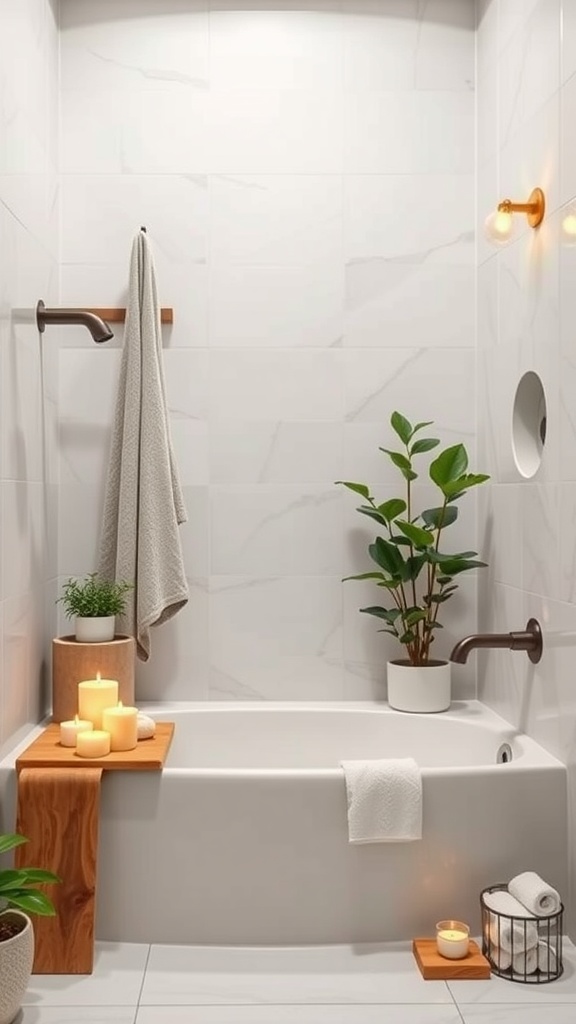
[339,758,422,843]
[483,890,539,953]
[508,871,561,916]
[487,946,538,975]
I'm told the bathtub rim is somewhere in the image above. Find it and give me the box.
[0,700,564,777]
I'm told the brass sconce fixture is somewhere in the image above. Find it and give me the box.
[485,187,546,244]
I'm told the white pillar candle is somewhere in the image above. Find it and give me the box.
[76,729,111,758]
[102,701,138,751]
[59,715,93,748]
[436,920,470,960]
[78,674,119,729]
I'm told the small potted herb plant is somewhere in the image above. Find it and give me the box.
[58,573,133,643]
[337,411,489,712]
[0,833,60,1024]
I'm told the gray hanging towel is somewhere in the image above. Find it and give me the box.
[98,230,188,661]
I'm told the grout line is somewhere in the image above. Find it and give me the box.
[135,943,152,1008]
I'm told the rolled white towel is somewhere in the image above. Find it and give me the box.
[508,871,561,917]
[484,890,538,953]
[487,946,511,971]
[136,712,156,740]
[511,946,538,977]
[537,940,559,975]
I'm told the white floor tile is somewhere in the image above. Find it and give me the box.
[136,1007,462,1024]
[19,1010,136,1024]
[22,943,149,1006]
[139,944,452,1005]
[460,1007,576,1023]
[448,940,576,1004]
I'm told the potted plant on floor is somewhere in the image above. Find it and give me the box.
[0,833,60,1024]
[337,412,489,712]
[58,572,133,643]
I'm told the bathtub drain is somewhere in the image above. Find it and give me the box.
[496,743,513,764]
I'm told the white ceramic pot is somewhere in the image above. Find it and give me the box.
[0,911,34,1024]
[386,659,451,713]
[75,616,116,643]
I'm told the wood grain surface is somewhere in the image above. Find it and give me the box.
[16,721,174,771]
[16,767,102,974]
[412,939,491,980]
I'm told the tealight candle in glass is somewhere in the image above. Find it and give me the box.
[436,920,470,960]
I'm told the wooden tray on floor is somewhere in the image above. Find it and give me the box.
[413,938,491,979]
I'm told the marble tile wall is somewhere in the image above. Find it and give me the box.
[476,0,576,935]
[57,0,476,702]
[0,0,59,757]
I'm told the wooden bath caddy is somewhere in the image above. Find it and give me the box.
[413,938,491,980]
[14,721,175,977]
[16,721,174,771]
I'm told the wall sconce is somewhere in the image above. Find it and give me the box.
[485,187,545,245]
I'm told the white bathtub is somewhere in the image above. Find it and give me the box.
[91,701,567,945]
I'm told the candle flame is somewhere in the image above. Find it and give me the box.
[74,714,79,723]
[118,700,123,709]
[96,671,101,683]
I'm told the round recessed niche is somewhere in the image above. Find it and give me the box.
[511,371,547,478]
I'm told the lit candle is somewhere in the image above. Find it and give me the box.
[436,920,470,960]
[76,730,111,758]
[59,715,93,748]
[78,673,119,729]
[102,701,138,751]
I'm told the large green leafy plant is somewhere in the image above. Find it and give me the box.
[0,833,60,923]
[338,412,489,667]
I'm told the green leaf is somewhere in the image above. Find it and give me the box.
[404,554,427,581]
[5,891,56,916]
[399,630,416,644]
[0,870,29,889]
[412,420,434,434]
[389,534,412,547]
[356,507,389,527]
[14,869,60,884]
[421,505,458,530]
[0,834,28,855]
[368,537,405,575]
[390,411,413,445]
[380,449,412,474]
[410,437,440,455]
[437,557,488,575]
[396,520,435,547]
[360,606,401,624]
[335,481,371,500]
[442,473,490,498]
[429,444,469,490]
[426,593,453,604]
[342,572,387,582]
[404,609,428,626]
[377,498,407,522]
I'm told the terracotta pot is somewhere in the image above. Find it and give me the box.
[0,911,34,1024]
[386,659,451,713]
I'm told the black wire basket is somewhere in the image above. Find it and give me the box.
[480,884,563,983]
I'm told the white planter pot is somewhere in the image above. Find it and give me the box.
[75,616,116,643]
[386,659,451,713]
[0,911,34,1024]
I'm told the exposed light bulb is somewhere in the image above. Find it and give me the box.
[561,211,576,246]
[484,208,514,245]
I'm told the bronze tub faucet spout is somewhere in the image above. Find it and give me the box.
[450,618,542,665]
